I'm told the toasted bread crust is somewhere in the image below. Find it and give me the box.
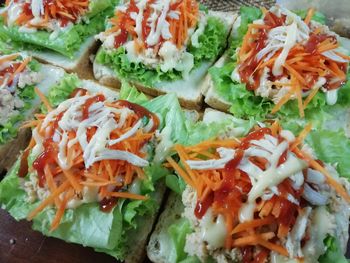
[0,128,31,174]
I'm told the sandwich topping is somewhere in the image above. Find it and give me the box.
[0,53,42,126]
[97,0,201,77]
[1,0,89,35]
[167,123,350,262]
[235,6,350,117]
[21,89,159,230]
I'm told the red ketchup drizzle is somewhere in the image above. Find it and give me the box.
[278,150,288,166]
[22,3,33,16]
[305,34,332,54]
[32,139,57,187]
[114,29,129,48]
[239,12,287,90]
[263,12,286,27]
[240,128,272,150]
[114,0,139,48]
[81,94,106,120]
[99,197,118,212]
[18,148,30,178]
[238,29,268,90]
[116,100,160,132]
[241,246,254,263]
[69,88,88,98]
[100,186,123,212]
[194,191,214,219]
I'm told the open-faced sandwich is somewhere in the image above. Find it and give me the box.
[202,6,350,121]
[0,52,69,173]
[148,109,350,263]
[0,0,116,78]
[0,82,200,262]
[93,0,236,109]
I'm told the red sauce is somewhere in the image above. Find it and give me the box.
[81,94,106,120]
[99,197,118,213]
[240,128,272,150]
[69,88,88,98]
[22,3,33,16]
[238,29,268,90]
[114,29,129,48]
[305,34,332,54]
[278,198,297,227]
[194,191,214,219]
[278,150,288,166]
[47,111,65,138]
[241,246,254,263]
[116,100,160,132]
[18,148,30,178]
[225,149,244,174]
[32,139,57,187]
[263,12,286,28]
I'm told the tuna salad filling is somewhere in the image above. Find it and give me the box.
[167,122,350,262]
[0,53,42,133]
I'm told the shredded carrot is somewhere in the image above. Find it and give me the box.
[304,8,315,25]
[290,123,312,150]
[303,87,320,109]
[28,180,71,220]
[231,217,275,234]
[271,89,294,114]
[34,87,52,112]
[293,148,350,202]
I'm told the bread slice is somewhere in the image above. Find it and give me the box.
[28,37,98,80]
[125,182,167,263]
[201,14,243,113]
[147,192,185,263]
[201,54,232,112]
[93,11,238,110]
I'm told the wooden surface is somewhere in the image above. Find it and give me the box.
[0,209,117,263]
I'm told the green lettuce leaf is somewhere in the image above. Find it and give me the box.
[168,218,195,263]
[47,74,80,107]
[0,1,112,58]
[119,81,149,104]
[306,130,350,179]
[96,16,229,86]
[0,115,24,145]
[189,17,227,66]
[96,47,183,87]
[319,235,349,263]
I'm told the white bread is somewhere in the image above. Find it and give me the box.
[201,53,231,112]
[28,37,98,80]
[125,182,167,263]
[93,12,238,110]
[147,192,185,263]
[201,14,243,113]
